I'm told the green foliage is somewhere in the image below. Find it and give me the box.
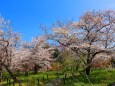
[53,48,60,59]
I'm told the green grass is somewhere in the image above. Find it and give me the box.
[1,68,115,86]
[62,68,115,86]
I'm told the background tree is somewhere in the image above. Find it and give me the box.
[14,36,54,74]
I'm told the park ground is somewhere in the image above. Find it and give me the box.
[1,68,115,86]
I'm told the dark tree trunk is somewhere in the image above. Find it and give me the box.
[33,64,38,74]
[0,65,2,83]
[24,66,28,76]
[111,62,115,68]
[24,70,28,76]
[85,65,91,75]
[2,64,18,82]
[23,64,28,76]
[33,64,41,74]
[85,49,92,75]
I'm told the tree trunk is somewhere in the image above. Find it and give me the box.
[0,65,2,83]
[24,70,28,76]
[86,49,92,75]
[33,64,38,74]
[33,64,41,74]
[85,65,91,75]
[2,64,18,82]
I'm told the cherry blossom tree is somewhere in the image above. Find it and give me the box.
[48,10,115,75]
[30,36,54,73]
[0,16,54,82]
[11,36,54,74]
[0,16,21,82]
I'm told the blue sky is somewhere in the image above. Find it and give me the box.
[0,0,115,41]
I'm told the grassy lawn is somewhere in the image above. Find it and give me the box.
[63,69,115,86]
[1,68,115,86]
